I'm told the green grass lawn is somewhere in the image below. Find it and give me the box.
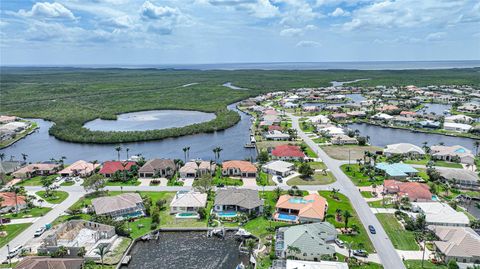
[17,175,57,186]
[368,199,396,208]
[0,223,32,248]
[105,179,141,186]
[376,213,419,250]
[361,191,374,198]
[212,176,243,186]
[257,172,276,186]
[403,260,447,269]
[3,207,52,219]
[340,164,384,186]
[302,143,319,158]
[403,158,463,169]
[319,191,375,253]
[60,181,75,186]
[36,190,69,204]
[287,171,336,186]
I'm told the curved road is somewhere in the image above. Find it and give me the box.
[289,113,405,269]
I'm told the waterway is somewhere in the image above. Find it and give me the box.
[223,82,249,90]
[0,103,257,163]
[418,103,451,115]
[303,94,366,108]
[330,79,370,87]
[347,123,478,151]
[121,231,248,269]
[83,110,216,132]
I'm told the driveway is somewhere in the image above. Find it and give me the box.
[242,178,257,188]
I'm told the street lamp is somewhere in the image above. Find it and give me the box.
[7,244,11,267]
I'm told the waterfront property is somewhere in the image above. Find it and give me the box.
[262,160,295,177]
[15,257,84,269]
[374,162,418,180]
[0,192,27,213]
[274,194,328,223]
[383,180,432,202]
[271,144,306,161]
[275,222,337,261]
[138,158,176,178]
[443,122,472,133]
[169,190,207,215]
[436,167,480,190]
[430,226,480,264]
[179,161,215,178]
[58,160,99,177]
[214,187,263,215]
[38,220,116,258]
[411,202,470,227]
[91,193,145,219]
[99,161,136,178]
[430,145,475,165]
[12,163,61,179]
[383,143,425,157]
[221,160,257,178]
[0,160,24,175]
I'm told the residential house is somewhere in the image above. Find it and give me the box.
[0,121,28,132]
[275,222,337,261]
[431,226,480,264]
[443,122,472,133]
[0,115,17,124]
[436,167,480,190]
[371,113,394,121]
[383,180,432,202]
[15,257,84,269]
[331,134,357,145]
[375,163,418,180]
[264,130,290,141]
[411,202,469,227]
[214,188,263,214]
[91,193,145,219]
[262,160,295,177]
[0,160,24,175]
[222,160,257,178]
[274,194,328,223]
[383,143,425,157]
[170,191,207,214]
[431,145,475,165]
[179,161,216,178]
[58,160,99,177]
[445,114,474,124]
[330,113,348,121]
[392,115,416,126]
[12,163,61,178]
[415,120,441,129]
[0,192,27,213]
[271,145,306,161]
[98,161,136,178]
[317,125,344,136]
[309,115,330,124]
[347,110,367,118]
[379,105,399,112]
[457,103,479,114]
[138,159,176,178]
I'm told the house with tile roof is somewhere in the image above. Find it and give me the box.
[214,188,263,214]
[411,202,469,227]
[436,167,480,190]
[15,257,84,269]
[431,226,480,264]
[12,163,61,179]
[0,192,27,213]
[383,180,432,202]
[91,193,144,219]
[275,222,337,261]
[138,159,176,178]
[98,161,136,178]
[271,145,306,161]
[170,191,207,214]
[222,160,257,178]
[58,160,99,177]
[179,161,215,178]
[431,145,475,165]
[375,163,418,180]
[384,143,425,157]
[274,194,328,223]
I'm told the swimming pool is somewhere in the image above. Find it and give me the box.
[431,195,439,201]
[288,197,314,204]
[217,211,237,218]
[277,213,297,222]
[176,212,200,219]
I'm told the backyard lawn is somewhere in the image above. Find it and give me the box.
[212,176,243,186]
[0,223,32,248]
[3,207,52,219]
[368,199,396,208]
[36,190,69,204]
[340,164,384,186]
[403,260,447,269]
[361,191,374,198]
[17,175,57,186]
[376,213,419,250]
[319,191,375,253]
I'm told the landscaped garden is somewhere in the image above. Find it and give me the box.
[36,190,69,204]
[17,175,57,186]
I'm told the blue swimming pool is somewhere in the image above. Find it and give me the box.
[217,211,237,218]
[432,195,439,201]
[277,213,297,221]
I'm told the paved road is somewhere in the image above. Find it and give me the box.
[289,114,406,269]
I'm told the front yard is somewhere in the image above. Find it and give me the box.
[340,164,384,186]
[3,207,52,219]
[287,171,336,186]
[17,175,57,186]
[376,213,419,250]
[36,190,69,204]
[0,223,32,248]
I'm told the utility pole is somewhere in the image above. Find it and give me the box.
[7,244,11,267]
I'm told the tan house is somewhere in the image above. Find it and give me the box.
[12,163,61,178]
[58,160,99,177]
[431,226,480,264]
[138,159,176,178]
[179,161,215,178]
[221,160,257,178]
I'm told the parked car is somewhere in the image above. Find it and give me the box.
[353,249,368,257]
[0,218,11,224]
[368,225,376,234]
[7,245,23,259]
[335,238,344,248]
[34,227,46,237]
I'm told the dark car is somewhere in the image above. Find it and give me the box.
[368,225,376,234]
[353,249,369,257]
[0,218,11,224]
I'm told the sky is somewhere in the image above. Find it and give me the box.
[1,0,480,65]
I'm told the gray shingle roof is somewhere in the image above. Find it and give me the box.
[214,188,263,209]
[138,159,175,173]
[92,193,143,215]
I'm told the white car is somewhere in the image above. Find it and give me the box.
[34,227,46,237]
[7,245,22,259]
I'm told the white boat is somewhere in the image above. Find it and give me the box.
[236,262,245,269]
[235,228,252,237]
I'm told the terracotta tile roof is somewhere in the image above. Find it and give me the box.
[58,160,99,176]
[271,145,305,158]
[222,160,257,173]
[268,125,283,131]
[99,161,135,175]
[0,192,27,207]
[384,180,432,201]
[276,194,327,220]
[15,256,84,269]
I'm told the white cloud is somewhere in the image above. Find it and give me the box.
[296,40,321,47]
[329,7,350,17]
[141,1,181,20]
[280,27,303,36]
[140,1,191,35]
[425,32,446,41]
[102,15,134,29]
[247,0,279,18]
[18,2,75,20]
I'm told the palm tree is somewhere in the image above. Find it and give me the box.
[94,244,111,269]
[0,153,4,161]
[344,241,354,259]
[274,186,282,201]
[343,210,352,228]
[8,186,21,213]
[286,245,301,259]
[195,160,202,178]
[182,147,190,163]
[331,188,340,200]
[126,148,130,160]
[114,146,122,161]
[215,147,223,163]
[245,239,257,265]
[21,153,28,162]
[474,141,480,156]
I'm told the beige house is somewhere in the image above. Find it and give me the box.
[179,161,215,178]
[431,145,475,165]
[170,191,207,214]
[431,226,480,264]
[58,160,99,177]
[13,163,61,178]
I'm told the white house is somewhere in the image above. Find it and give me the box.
[411,202,470,227]
[262,160,295,177]
[444,114,474,124]
[170,191,207,214]
[443,122,472,133]
[264,130,290,141]
[384,143,425,157]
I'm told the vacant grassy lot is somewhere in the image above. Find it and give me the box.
[321,145,382,160]
[0,223,31,248]
[287,171,336,186]
[3,207,52,219]
[376,213,419,250]
[340,164,385,186]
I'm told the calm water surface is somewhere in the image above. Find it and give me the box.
[0,104,256,163]
[418,104,451,115]
[347,123,478,151]
[121,232,247,269]
[83,110,216,132]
